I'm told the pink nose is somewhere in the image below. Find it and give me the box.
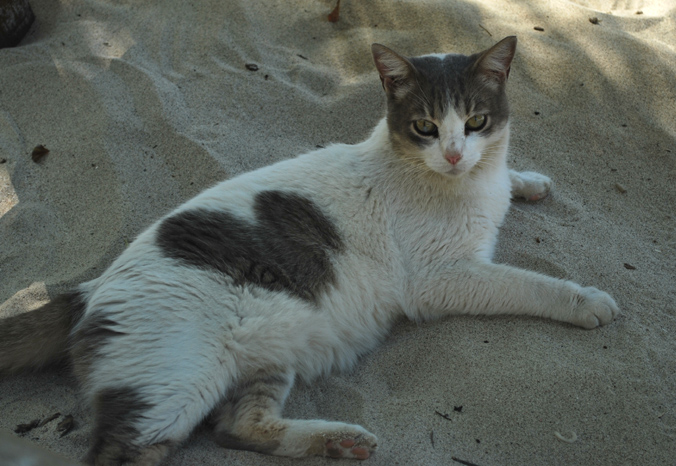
[445,151,462,165]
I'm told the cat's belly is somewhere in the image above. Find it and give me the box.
[217,286,392,382]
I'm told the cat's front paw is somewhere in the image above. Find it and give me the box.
[511,171,552,201]
[571,287,620,329]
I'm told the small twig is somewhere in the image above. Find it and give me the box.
[554,431,578,443]
[434,410,452,421]
[452,457,481,466]
[479,24,492,37]
[39,412,61,427]
[430,430,435,448]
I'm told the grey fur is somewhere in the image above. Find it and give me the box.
[84,386,167,465]
[156,190,343,303]
[0,291,85,374]
[70,313,126,382]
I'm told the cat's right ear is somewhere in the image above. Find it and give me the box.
[371,44,414,99]
[474,36,517,87]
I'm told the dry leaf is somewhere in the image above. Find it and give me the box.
[328,0,341,23]
[14,419,41,434]
[57,414,75,437]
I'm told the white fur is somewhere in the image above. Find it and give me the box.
[74,116,618,449]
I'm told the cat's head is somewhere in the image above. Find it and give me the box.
[372,37,516,178]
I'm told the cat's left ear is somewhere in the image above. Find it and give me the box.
[474,36,517,86]
[371,44,415,99]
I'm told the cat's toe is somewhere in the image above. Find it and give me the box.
[572,287,620,329]
[527,191,549,201]
[325,433,378,460]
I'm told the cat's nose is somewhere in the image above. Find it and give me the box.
[444,151,462,165]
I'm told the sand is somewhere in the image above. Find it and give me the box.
[1,0,675,464]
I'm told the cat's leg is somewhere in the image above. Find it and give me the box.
[81,387,181,466]
[413,261,619,329]
[509,169,552,201]
[74,339,230,466]
[213,370,378,460]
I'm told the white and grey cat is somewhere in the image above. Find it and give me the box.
[0,36,619,465]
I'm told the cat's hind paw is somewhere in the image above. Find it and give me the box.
[282,421,378,460]
[571,287,620,329]
[325,434,378,460]
[510,170,552,201]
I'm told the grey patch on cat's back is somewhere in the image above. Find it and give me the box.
[156,190,344,303]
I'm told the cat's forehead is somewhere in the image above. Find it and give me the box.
[403,53,477,117]
[409,53,475,81]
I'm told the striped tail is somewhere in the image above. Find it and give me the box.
[0,291,85,374]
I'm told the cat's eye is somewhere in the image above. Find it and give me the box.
[465,115,487,131]
[413,119,438,137]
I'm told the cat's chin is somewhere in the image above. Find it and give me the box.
[428,164,470,178]
[441,167,467,178]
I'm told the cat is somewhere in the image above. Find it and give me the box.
[0,36,619,466]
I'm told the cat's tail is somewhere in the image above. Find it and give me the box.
[0,291,86,374]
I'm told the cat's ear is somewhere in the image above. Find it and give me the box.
[371,44,415,99]
[474,36,517,86]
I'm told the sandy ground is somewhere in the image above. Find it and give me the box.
[1,0,675,465]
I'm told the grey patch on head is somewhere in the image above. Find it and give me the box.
[83,386,155,465]
[386,51,510,150]
[156,190,344,303]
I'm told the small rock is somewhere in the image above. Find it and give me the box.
[31,145,50,163]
